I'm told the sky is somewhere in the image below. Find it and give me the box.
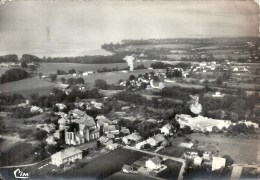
[0,0,258,57]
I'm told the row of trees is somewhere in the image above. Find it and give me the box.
[57,68,77,75]
[0,54,19,63]
[0,68,29,84]
[60,77,85,85]
[29,88,102,109]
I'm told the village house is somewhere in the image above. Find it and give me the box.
[136,134,167,149]
[238,120,259,128]
[160,123,173,136]
[96,115,113,129]
[55,103,67,111]
[203,151,212,161]
[76,84,86,91]
[154,134,167,146]
[212,92,224,98]
[103,125,120,135]
[183,149,199,159]
[122,133,142,145]
[46,135,57,145]
[69,109,85,119]
[31,106,43,113]
[17,99,30,107]
[194,156,203,166]
[55,83,70,92]
[53,130,61,139]
[120,127,130,135]
[37,123,55,133]
[98,136,113,146]
[212,157,226,171]
[51,147,83,167]
[145,157,163,170]
[106,142,118,150]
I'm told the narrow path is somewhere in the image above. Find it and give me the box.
[230,164,242,180]
[123,145,186,180]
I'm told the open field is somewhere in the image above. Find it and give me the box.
[64,148,145,179]
[0,141,38,166]
[1,113,49,130]
[157,159,182,180]
[38,62,152,75]
[189,133,260,164]
[0,78,55,97]
[157,137,187,158]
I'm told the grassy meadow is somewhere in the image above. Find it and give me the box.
[0,78,55,97]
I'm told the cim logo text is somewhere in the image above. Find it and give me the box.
[13,169,29,179]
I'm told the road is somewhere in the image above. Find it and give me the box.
[230,164,243,180]
[0,158,50,169]
[123,145,186,180]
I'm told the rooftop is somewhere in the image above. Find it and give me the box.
[52,147,82,160]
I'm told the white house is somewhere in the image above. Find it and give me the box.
[122,133,142,145]
[31,106,43,113]
[83,72,89,76]
[203,151,212,161]
[212,92,224,98]
[194,156,203,166]
[145,157,162,170]
[233,67,239,72]
[160,123,173,135]
[55,103,67,111]
[37,124,56,133]
[238,120,259,128]
[212,157,226,171]
[51,147,83,167]
[46,135,57,145]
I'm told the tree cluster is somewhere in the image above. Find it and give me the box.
[0,54,19,63]
[0,68,29,84]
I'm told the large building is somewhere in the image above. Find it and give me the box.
[175,114,231,132]
[51,147,83,167]
[64,109,100,145]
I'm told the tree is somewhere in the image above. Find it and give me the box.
[94,79,108,89]
[67,77,75,85]
[68,69,76,74]
[21,61,28,68]
[75,77,85,84]
[129,75,136,81]
[0,68,29,84]
[44,99,51,108]
[38,72,43,79]
[60,77,66,84]
[49,74,57,82]
[222,155,234,166]
[35,129,47,140]
[216,76,223,86]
